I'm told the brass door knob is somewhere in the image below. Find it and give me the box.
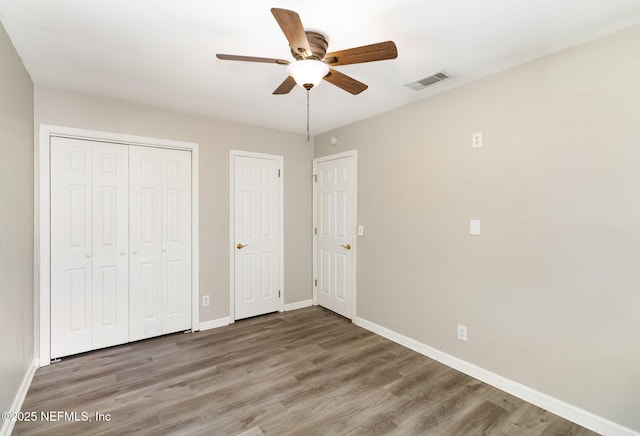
[340,244,351,250]
[236,243,249,250]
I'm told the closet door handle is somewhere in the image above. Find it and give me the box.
[86,253,92,258]
[236,243,249,250]
[132,250,139,254]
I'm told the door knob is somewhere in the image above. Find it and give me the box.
[236,243,249,250]
[86,253,92,258]
[340,244,351,250]
[132,250,139,254]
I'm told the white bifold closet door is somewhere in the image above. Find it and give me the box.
[129,146,192,341]
[50,138,192,359]
[50,137,129,358]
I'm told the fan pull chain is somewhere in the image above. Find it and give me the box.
[306,89,310,142]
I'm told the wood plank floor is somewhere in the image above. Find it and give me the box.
[14,307,598,435]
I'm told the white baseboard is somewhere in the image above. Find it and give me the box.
[197,317,231,331]
[354,317,638,436]
[198,303,313,331]
[0,359,38,436]
[284,299,313,311]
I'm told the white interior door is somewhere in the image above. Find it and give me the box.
[233,153,282,320]
[129,146,192,340]
[50,137,129,358]
[314,152,356,319]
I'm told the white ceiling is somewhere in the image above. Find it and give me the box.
[1,0,640,135]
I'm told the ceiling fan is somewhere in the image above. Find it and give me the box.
[216,8,398,95]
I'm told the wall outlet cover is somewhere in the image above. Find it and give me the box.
[472,131,483,148]
[457,324,468,341]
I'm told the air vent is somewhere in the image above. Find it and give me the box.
[405,71,451,91]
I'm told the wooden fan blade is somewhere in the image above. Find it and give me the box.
[271,8,311,58]
[216,54,289,65]
[323,68,368,95]
[273,76,297,95]
[324,41,398,66]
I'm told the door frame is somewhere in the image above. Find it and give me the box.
[38,124,200,366]
[229,150,285,322]
[312,150,358,320]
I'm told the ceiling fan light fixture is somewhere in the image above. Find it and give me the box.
[287,59,329,90]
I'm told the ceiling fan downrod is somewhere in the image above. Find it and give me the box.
[307,89,310,142]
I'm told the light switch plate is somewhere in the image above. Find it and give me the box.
[470,219,481,236]
[357,225,365,237]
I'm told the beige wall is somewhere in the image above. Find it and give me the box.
[10,13,639,432]
[0,21,34,417]
[34,87,313,323]
[315,24,640,432]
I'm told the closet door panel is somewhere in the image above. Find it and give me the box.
[162,149,192,333]
[50,138,94,358]
[129,146,163,341]
[91,143,129,349]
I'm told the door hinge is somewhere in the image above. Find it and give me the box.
[278,169,281,177]
[313,174,317,182]
[278,290,281,298]
[314,227,317,235]
[314,279,317,287]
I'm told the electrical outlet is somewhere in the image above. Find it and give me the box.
[202,295,210,307]
[457,324,468,341]
[472,131,483,148]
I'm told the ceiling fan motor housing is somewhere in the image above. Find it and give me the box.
[291,31,329,61]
